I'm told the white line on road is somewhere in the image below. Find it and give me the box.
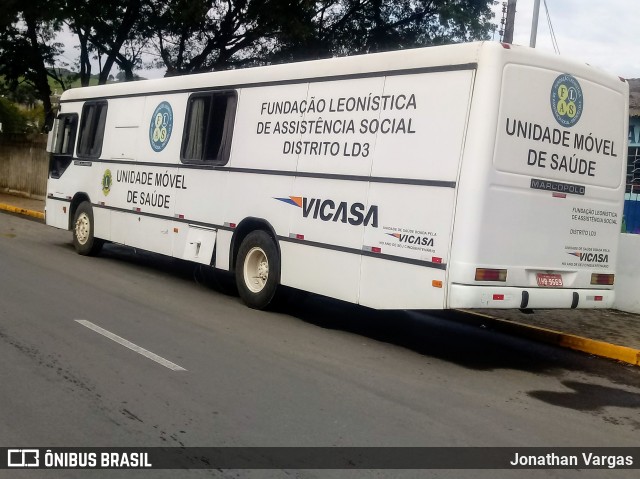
[75,320,187,371]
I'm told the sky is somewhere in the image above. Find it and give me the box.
[491,0,640,79]
[55,0,640,81]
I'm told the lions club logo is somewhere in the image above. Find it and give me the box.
[101,169,112,196]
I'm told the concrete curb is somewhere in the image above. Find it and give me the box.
[0,203,45,220]
[453,309,640,367]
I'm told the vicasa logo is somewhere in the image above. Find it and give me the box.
[275,196,378,227]
[567,251,608,263]
[386,233,434,246]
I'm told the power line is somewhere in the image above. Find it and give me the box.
[544,0,561,54]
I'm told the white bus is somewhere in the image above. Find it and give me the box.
[45,42,628,310]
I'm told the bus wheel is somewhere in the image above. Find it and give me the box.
[236,230,280,309]
[72,201,104,256]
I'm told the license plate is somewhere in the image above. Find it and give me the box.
[536,273,563,287]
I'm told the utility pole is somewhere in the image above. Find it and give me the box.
[503,0,517,44]
[530,0,541,47]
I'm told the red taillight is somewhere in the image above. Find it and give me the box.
[591,274,614,286]
[493,294,505,301]
[475,268,507,282]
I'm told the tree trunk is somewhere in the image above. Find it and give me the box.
[78,30,92,86]
[24,13,54,130]
[98,0,141,84]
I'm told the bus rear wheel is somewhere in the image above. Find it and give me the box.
[236,230,280,309]
[72,201,103,256]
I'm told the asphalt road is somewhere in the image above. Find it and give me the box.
[0,211,639,479]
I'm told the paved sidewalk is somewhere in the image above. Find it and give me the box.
[455,308,640,366]
[1,191,639,365]
[475,308,640,351]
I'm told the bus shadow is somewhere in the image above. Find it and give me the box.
[81,243,635,379]
[279,293,639,378]
[95,242,218,285]
[57,242,640,423]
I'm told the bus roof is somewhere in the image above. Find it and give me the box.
[60,41,626,103]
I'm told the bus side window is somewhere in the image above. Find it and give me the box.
[77,101,108,158]
[182,91,237,165]
[49,114,78,179]
[54,114,78,155]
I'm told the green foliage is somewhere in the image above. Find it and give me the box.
[0,0,65,128]
[66,0,149,85]
[46,68,99,90]
[1,81,39,106]
[269,0,496,63]
[0,97,28,134]
[151,0,496,73]
[21,103,46,132]
[0,0,496,114]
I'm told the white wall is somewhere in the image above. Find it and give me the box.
[615,233,640,313]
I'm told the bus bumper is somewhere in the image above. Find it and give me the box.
[448,284,614,309]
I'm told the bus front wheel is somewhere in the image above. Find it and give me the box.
[72,201,103,256]
[235,230,280,309]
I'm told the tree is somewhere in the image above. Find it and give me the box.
[148,0,279,74]
[0,0,495,124]
[0,97,28,134]
[65,0,150,85]
[272,1,496,61]
[149,0,495,74]
[0,0,68,129]
[2,82,39,107]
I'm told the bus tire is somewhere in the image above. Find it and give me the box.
[72,201,103,256]
[235,230,280,309]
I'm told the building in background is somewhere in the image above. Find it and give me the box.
[624,79,640,233]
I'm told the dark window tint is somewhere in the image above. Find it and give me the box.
[53,114,78,155]
[182,91,237,165]
[49,113,79,179]
[78,101,108,157]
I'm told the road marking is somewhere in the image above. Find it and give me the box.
[75,320,187,371]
